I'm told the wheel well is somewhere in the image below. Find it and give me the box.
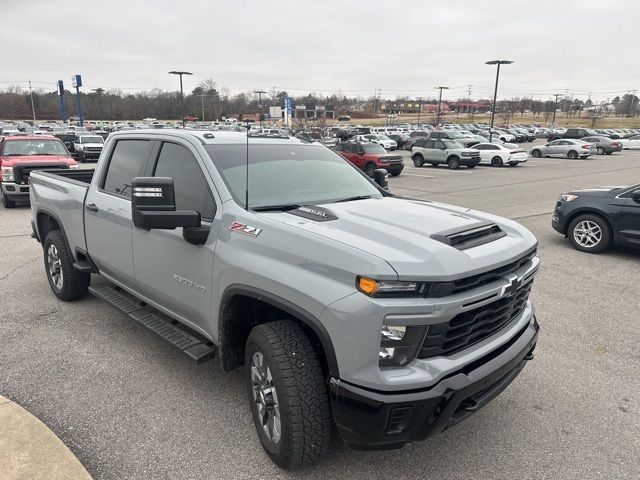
[563,211,613,236]
[446,155,460,162]
[218,294,331,376]
[37,212,61,241]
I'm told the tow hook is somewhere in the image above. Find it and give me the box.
[524,351,534,361]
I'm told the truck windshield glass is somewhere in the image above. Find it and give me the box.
[80,136,104,144]
[205,144,382,209]
[2,139,68,156]
[362,144,387,154]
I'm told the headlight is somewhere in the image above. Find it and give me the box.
[461,152,474,157]
[76,144,84,150]
[357,276,427,297]
[379,325,428,367]
[1,166,14,182]
[69,164,80,170]
[559,194,578,202]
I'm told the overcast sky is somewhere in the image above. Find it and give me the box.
[3,0,638,102]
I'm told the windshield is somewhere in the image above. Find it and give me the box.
[205,144,382,209]
[442,139,463,149]
[80,136,104,144]
[2,139,68,156]
[362,144,387,154]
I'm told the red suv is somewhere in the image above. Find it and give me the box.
[334,141,404,177]
[1,135,78,208]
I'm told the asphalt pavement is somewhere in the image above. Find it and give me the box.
[0,143,639,479]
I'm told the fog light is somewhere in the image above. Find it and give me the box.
[379,325,428,368]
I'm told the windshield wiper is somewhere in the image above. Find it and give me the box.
[251,203,302,212]
[334,195,372,203]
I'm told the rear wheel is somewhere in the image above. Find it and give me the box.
[412,154,424,167]
[1,191,16,208]
[245,320,332,469]
[491,156,504,167]
[43,230,90,301]
[567,214,612,253]
[531,149,541,158]
[567,150,578,159]
[364,163,376,177]
[447,156,460,170]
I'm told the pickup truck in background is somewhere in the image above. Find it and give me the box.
[30,129,540,469]
[72,134,105,162]
[1,135,78,208]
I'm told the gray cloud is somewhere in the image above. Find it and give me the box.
[3,0,638,102]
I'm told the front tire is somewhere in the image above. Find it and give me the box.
[531,149,541,158]
[567,214,612,253]
[245,320,332,469]
[567,150,578,159]
[491,156,503,167]
[1,191,16,208]
[43,230,90,301]
[596,146,605,155]
[447,156,460,170]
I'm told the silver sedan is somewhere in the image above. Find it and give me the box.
[530,139,596,159]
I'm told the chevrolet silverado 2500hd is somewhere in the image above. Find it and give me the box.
[30,129,540,469]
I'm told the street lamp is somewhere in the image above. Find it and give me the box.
[168,70,193,128]
[254,90,266,128]
[434,86,449,127]
[485,60,513,142]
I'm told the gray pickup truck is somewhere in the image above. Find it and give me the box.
[30,129,540,469]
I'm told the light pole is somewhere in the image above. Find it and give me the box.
[434,86,449,127]
[485,60,513,142]
[254,90,266,128]
[28,81,36,121]
[551,93,561,128]
[168,70,193,128]
[417,97,422,129]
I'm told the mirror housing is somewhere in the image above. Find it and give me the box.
[131,177,201,230]
[373,169,389,190]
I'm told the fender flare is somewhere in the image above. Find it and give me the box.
[219,285,340,378]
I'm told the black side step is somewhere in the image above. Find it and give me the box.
[89,285,215,364]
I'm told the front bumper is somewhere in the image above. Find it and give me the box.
[1,182,30,197]
[331,317,539,449]
[381,163,405,174]
[461,156,481,166]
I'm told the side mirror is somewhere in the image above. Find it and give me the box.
[632,189,640,203]
[131,177,201,230]
[373,169,389,189]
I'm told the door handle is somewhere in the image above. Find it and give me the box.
[85,203,98,213]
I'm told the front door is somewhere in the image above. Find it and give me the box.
[620,189,640,246]
[132,140,220,336]
[84,138,154,288]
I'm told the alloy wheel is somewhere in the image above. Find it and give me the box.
[47,244,64,290]
[250,351,281,444]
[573,220,602,248]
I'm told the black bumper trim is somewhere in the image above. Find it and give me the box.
[330,317,539,449]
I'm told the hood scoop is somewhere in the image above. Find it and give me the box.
[430,221,506,250]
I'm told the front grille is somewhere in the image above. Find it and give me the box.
[14,164,69,184]
[426,249,536,298]
[418,280,533,358]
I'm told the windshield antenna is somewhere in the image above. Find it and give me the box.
[244,120,250,210]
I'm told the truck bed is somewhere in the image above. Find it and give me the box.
[30,170,94,255]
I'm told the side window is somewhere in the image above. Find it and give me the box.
[153,142,216,220]
[102,140,152,198]
[475,144,485,150]
[435,140,446,149]
[415,139,426,148]
[424,140,436,149]
[431,132,442,139]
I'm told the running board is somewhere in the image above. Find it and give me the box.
[89,285,215,364]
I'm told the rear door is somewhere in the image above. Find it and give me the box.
[432,140,448,163]
[84,138,153,288]
[132,140,220,335]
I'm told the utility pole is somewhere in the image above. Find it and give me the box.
[272,87,277,122]
[168,70,193,128]
[485,60,513,142]
[417,97,422,128]
[254,90,266,128]
[551,93,560,128]
[199,94,206,121]
[631,90,638,118]
[434,86,449,127]
[28,81,36,121]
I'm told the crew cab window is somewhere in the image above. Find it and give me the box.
[102,140,151,198]
[153,142,215,220]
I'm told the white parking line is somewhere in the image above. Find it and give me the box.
[400,173,435,178]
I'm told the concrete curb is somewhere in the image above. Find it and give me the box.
[0,394,92,480]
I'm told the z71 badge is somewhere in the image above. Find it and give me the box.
[229,221,262,237]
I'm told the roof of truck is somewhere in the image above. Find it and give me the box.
[2,135,58,141]
[108,128,319,146]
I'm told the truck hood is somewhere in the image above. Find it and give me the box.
[258,197,537,280]
[1,155,74,166]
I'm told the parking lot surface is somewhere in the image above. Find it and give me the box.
[1,146,639,479]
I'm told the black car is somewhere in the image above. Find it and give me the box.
[552,184,640,253]
[387,133,410,149]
